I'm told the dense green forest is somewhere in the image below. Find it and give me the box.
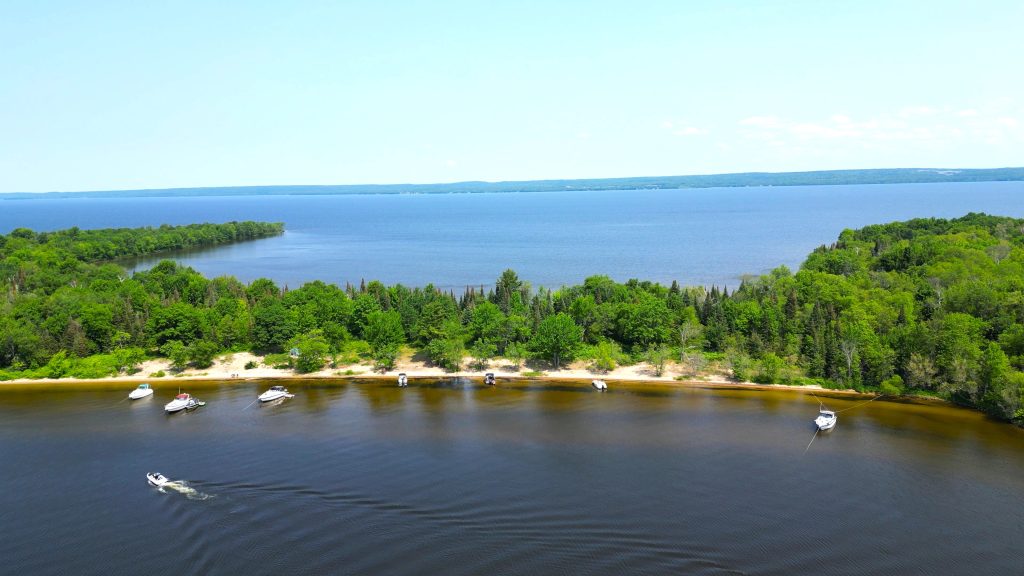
[3,167,1022,198]
[1,215,1022,424]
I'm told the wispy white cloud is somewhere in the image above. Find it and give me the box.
[662,120,709,137]
[739,115,781,128]
[737,105,1021,147]
[674,126,708,136]
[898,105,938,117]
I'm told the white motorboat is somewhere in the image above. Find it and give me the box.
[484,373,496,386]
[164,393,192,413]
[398,373,408,387]
[815,409,837,431]
[128,383,154,400]
[592,379,608,391]
[147,472,170,487]
[259,385,293,402]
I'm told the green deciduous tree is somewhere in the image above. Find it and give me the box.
[161,340,189,372]
[112,346,145,374]
[426,337,464,372]
[44,350,72,379]
[646,344,671,377]
[365,310,405,370]
[756,352,785,384]
[469,301,505,347]
[531,313,582,369]
[252,301,298,352]
[936,313,986,401]
[287,330,330,373]
[591,340,623,372]
[187,340,219,369]
[505,341,525,370]
[147,302,206,346]
[879,374,905,396]
[615,293,672,350]
[729,351,753,382]
[469,339,496,370]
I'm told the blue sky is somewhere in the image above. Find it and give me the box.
[2,0,1022,192]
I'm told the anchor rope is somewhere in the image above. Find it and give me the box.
[803,392,884,454]
[835,394,883,413]
[808,390,884,412]
[804,429,819,454]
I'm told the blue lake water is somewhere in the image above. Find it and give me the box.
[2,181,1022,289]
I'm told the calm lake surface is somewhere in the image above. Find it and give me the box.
[2,181,1022,288]
[1,380,1022,575]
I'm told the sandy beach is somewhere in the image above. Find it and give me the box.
[0,351,891,398]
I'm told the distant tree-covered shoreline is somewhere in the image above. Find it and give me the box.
[2,167,1022,199]
[1,215,1022,425]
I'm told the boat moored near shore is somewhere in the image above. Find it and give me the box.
[592,379,607,391]
[165,393,192,413]
[398,373,408,387]
[128,383,153,400]
[484,373,495,386]
[258,385,293,402]
[815,409,837,431]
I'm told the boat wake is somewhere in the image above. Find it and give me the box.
[158,480,215,501]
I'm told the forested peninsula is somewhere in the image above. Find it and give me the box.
[2,214,1023,425]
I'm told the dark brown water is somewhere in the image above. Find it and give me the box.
[1,380,1022,575]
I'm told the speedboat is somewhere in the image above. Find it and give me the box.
[128,383,154,400]
[147,472,169,487]
[164,393,192,413]
[259,385,292,402]
[815,410,837,431]
[484,373,496,386]
[592,379,608,391]
[398,373,408,387]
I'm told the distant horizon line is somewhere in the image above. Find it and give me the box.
[3,166,1023,198]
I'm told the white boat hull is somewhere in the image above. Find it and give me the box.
[592,380,607,391]
[164,400,189,413]
[815,411,837,431]
[129,389,154,400]
[259,391,288,402]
